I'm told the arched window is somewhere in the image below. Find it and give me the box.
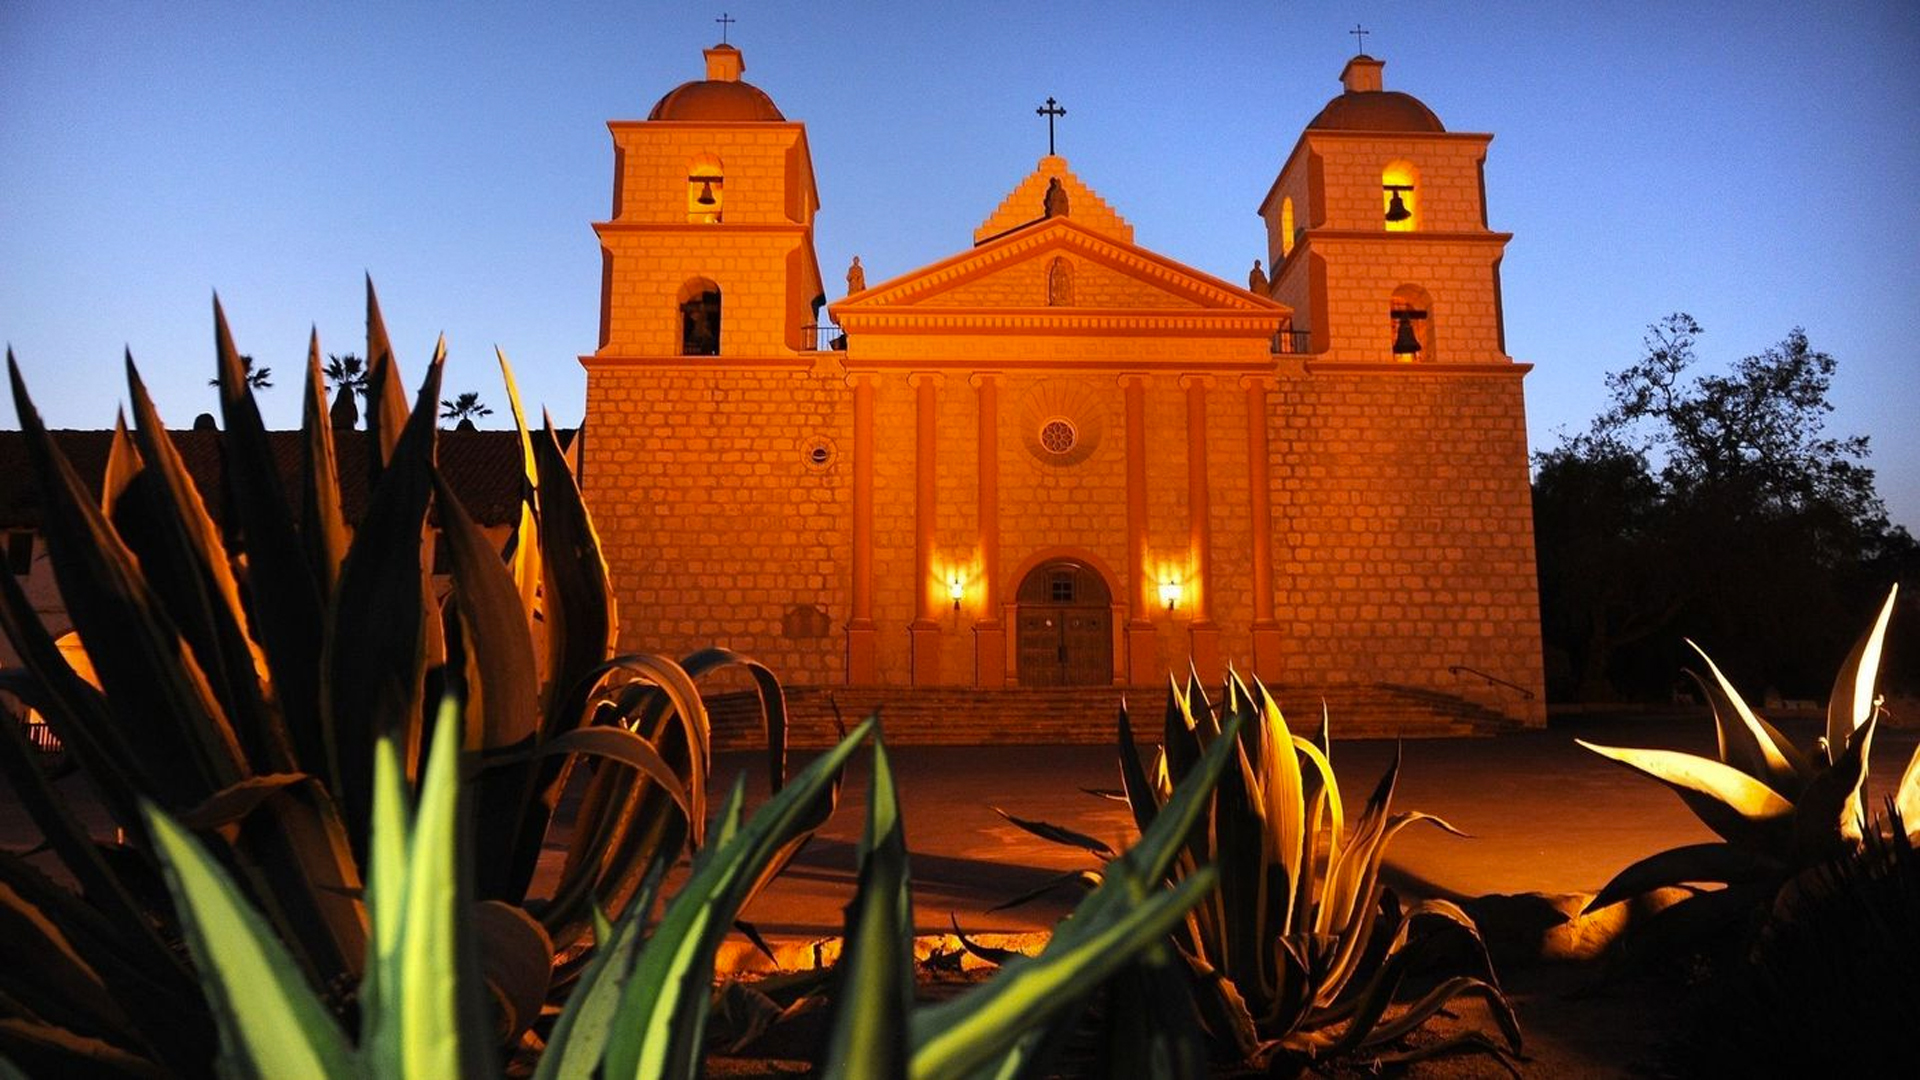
[687,154,723,223]
[678,277,721,355]
[1280,197,1296,258]
[1382,160,1418,232]
[1389,284,1433,362]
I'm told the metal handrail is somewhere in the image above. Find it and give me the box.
[1448,665,1534,701]
[1271,329,1312,355]
[800,323,846,352]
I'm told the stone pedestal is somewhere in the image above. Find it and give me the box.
[1125,621,1159,686]
[1251,621,1284,684]
[972,620,1007,688]
[845,621,878,685]
[1187,621,1222,682]
[909,621,942,685]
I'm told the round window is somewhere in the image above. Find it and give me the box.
[1038,417,1077,455]
[801,435,836,472]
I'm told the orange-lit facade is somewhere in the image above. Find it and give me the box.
[582,47,1545,727]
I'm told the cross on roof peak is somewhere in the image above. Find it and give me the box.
[715,12,735,44]
[1349,24,1370,55]
[1036,96,1066,156]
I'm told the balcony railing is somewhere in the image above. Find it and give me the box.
[1271,329,1312,355]
[801,322,847,352]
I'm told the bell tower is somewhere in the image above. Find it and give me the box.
[592,43,824,359]
[1257,54,1513,365]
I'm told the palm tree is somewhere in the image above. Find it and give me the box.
[208,354,272,389]
[323,353,368,397]
[324,353,368,430]
[440,391,493,429]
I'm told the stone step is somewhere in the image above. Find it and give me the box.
[706,683,1515,750]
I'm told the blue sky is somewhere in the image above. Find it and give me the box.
[3,2,1917,527]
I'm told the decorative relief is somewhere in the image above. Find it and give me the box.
[1018,378,1107,467]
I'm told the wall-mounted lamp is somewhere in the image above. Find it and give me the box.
[1159,580,1182,612]
[949,577,965,611]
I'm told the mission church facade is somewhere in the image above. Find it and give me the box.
[581,42,1545,730]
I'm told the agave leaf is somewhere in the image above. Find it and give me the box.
[360,696,493,1079]
[1577,740,1795,848]
[1685,643,1807,794]
[493,347,544,630]
[171,773,311,831]
[986,869,1104,912]
[1826,585,1898,760]
[325,350,441,836]
[141,803,356,1079]
[0,879,142,1052]
[363,276,410,473]
[473,901,552,1044]
[1210,733,1269,996]
[531,877,660,1080]
[1092,948,1210,1080]
[908,868,1219,1080]
[600,718,874,1080]
[1793,712,1877,856]
[0,1016,166,1079]
[532,419,616,736]
[0,678,160,946]
[432,470,538,751]
[822,737,914,1078]
[1356,975,1522,1056]
[948,914,1025,967]
[357,736,410,1059]
[993,808,1116,860]
[1896,742,1920,837]
[535,726,694,824]
[298,331,349,608]
[679,646,786,793]
[1115,700,1162,838]
[7,355,241,807]
[1255,689,1306,928]
[1584,842,1778,913]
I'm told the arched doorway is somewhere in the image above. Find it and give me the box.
[1014,560,1113,687]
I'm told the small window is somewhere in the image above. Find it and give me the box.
[1048,571,1076,603]
[687,154,723,223]
[6,531,33,575]
[1038,417,1077,456]
[1280,197,1296,257]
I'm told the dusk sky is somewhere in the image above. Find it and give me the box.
[4,2,1917,527]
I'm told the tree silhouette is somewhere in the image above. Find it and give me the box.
[323,353,368,398]
[208,354,272,389]
[440,391,493,428]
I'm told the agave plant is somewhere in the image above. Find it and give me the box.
[822,710,1243,1080]
[1576,586,1917,932]
[134,693,864,1080]
[997,675,1522,1072]
[0,286,807,1073]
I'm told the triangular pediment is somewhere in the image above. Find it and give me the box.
[835,217,1284,318]
[974,155,1133,245]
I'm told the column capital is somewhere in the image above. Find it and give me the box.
[1117,372,1152,390]
[967,370,1004,389]
[1177,373,1217,390]
[1238,374,1280,392]
[907,371,947,389]
[843,370,880,389]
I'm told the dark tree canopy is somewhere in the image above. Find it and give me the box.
[1534,315,1917,701]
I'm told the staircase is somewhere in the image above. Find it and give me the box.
[707,683,1517,750]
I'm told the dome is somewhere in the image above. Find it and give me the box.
[1307,90,1444,133]
[648,44,785,122]
[1306,55,1445,133]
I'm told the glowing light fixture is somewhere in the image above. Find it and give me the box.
[949,577,965,611]
[1159,580,1182,612]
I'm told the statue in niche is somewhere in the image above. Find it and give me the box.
[1043,177,1069,218]
[1248,258,1268,294]
[845,255,866,294]
[1047,256,1073,306]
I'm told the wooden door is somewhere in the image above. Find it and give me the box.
[1014,561,1113,687]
